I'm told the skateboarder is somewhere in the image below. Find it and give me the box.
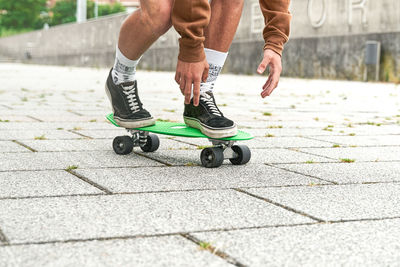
[105,0,291,138]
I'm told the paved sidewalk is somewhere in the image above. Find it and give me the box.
[0,63,400,266]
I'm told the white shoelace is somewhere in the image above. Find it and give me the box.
[122,84,140,113]
[200,92,222,116]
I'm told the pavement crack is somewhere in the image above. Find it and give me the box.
[11,140,37,152]
[180,233,248,267]
[285,147,338,161]
[67,110,83,116]
[265,163,339,185]
[0,227,10,245]
[133,151,172,166]
[68,130,93,139]
[66,170,113,194]
[26,115,42,122]
[234,188,325,223]
[0,104,13,110]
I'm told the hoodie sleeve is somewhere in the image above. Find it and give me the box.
[172,0,211,63]
[259,0,292,56]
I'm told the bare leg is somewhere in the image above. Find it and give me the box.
[118,0,173,60]
[204,0,244,52]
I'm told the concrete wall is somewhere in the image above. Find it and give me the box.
[1,0,399,81]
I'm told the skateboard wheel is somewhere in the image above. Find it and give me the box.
[140,134,160,152]
[229,145,251,165]
[113,136,134,155]
[201,147,224,168]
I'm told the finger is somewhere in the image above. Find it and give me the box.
[263,75,273,90]
[175,72,180,85]
[202,67,209,82]
[180,77,185,95]
[193,78,200,106]
[257,58,270,74]
[262,72,280,98]
[266,76,280,95]
[184,79,192,104]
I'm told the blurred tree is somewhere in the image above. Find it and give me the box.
[49,0,76,25]
[50,0,126,26]
[0,0,47,29]
[98,2,126,17]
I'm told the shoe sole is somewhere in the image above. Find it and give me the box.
[184,116,237,139]
[105,83,155,128]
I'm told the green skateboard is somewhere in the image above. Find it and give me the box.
[106,113,253,168]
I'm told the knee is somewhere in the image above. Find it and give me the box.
[141,3,172,36]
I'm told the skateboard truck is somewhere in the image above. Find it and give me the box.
[200,139,251,168]
[112,129,160,155]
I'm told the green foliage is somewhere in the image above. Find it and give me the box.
[50,0,126,26]
[98,2,125,16]
[0,0,47,30]
[49,0,76,26]
[0,0,127,35]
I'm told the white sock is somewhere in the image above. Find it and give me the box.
[200,48,228,94]
[111,46,141,85]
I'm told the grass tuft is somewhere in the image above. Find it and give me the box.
[199,242,212,250]
[34,135,46,140]
[66,165,78,171]
[340,158,355,163]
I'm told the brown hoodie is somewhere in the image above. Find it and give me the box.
[172,0,291,63]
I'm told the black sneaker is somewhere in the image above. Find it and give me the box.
[105,69,155,128]
[184,91,237,138]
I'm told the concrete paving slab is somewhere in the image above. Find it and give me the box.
[0,130,82,141]
[75,165,326,193]
[0,190,312,244]
[0,170,102,199]
[20,138,196,152]
[20,139,111,152]
[299,147,400,162]
[36,115,106,123]
[246,127,339,137]
[137,148,336,166]
[174,136,334,149]
[246,183,400,221]
[251,148,337,164]
[237,120,334,129]
[276,162,400,184]
[0,236,230,267]
[0,141,30,153]
[0,151,162,171]
[0,115,38,122]
[255,136,334,148]
[0,122,113,130]
[76,129,131,139]
[193,219,400,266]
[316,125,400,136]
[136,149,202,166]
[308,135,400,147]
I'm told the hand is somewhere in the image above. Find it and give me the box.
[257,49,283,98]
[175,59,209,106]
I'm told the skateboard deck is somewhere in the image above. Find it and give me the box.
[106,113,253,141]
